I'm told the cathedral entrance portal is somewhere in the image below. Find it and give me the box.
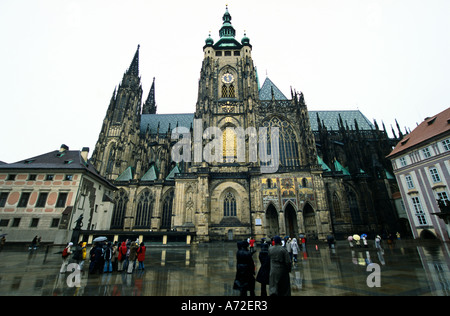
[266,204,279,237]
[284,203,298,238]
[303,203,317,239]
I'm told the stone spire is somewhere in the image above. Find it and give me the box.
[143,77,157,114]
[127,44,140,76]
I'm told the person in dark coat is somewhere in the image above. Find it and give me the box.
[256,242,270,296]
[269,236,292,296]
[89,242,104,274]
[233,241,256,296]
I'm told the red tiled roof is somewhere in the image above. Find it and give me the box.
[387,107,450,158]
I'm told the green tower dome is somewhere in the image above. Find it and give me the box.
[205,33,214,46]
[241,32,250,46]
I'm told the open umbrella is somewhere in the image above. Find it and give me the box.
[0,233,7,238]
[361,234,368,238]
[93,236,108,242]
[352,234,361,241]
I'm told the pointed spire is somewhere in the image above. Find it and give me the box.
[127,45,140,76]
[143,77,157,114]
[219,5,236,38]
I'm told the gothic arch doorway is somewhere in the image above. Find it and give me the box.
[284,203,298,238]
[266,204,279,237]
[303,203,317,239]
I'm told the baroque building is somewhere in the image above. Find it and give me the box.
[0,145,116,244]
[387,107,450,241]
[90,7,400,242]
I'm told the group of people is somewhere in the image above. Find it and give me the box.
[348,234,391,250]
[234,236,302,297]
[59,239,146,275]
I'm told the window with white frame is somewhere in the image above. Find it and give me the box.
[430,167,441,183]
[399,157,407,167]
[422,147,431,158]
[442,139,450,151]
[405,175,415,189]
[411,196,427,225]
[436,191,449,206]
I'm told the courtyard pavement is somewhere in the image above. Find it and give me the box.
[0,239,449,296]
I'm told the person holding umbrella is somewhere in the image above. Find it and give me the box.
[348,235,354,248]
[353,234,361,247]
[361,234,368,248]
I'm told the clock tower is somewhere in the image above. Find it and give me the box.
[195,6,260,166]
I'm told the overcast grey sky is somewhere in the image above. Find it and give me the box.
[0,0,449,163]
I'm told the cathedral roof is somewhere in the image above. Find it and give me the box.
[141,113,194,135]
[141,165,158,181]
[116,166,134,182]
[140,110,375,135]
[166,165,180,181]
[310,110,375,131]
[317,155,331,172]
[259,77,288,101]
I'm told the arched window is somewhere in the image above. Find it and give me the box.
[222,84,235,98]
[228,84,235,98]
[262,117,300,168]
[111,190,128,229]
[105,146,116,176]
[332,193,342,219]
[348,189,362,224]
[223,127,237,161]
[223,191,237,217]
[161,191,174,229]
[134,191,153,228]
[113,95,127,124]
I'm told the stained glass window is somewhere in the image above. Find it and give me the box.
[135,191,153,228]
[161,191,174,229]
[111,190,128,229]
[262,117,300,168]
[223,191,237,217]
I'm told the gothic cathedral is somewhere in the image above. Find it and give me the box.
[91,7,400,242]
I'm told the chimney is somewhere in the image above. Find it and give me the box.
[59,144,69,152]
[81,147,90,163]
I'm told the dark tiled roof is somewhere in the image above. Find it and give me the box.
[141,110,375,135]
[141,113,194,134]
[0,149,116,189]
[310,110,375,131]
[387,107,450,158]
[259,77,288,101]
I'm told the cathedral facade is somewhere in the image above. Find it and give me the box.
[90,8,400,242]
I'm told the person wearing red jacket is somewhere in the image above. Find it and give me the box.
[137,242,146,270]
[117,240,128,272]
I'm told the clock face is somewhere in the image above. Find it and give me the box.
[221,73,234,84]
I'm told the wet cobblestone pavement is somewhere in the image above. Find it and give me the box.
[0,240,449,296]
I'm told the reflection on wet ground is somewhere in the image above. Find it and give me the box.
[0,240,449,296]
